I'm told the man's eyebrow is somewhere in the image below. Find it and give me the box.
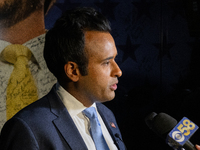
[102,54,118,61]
[102,56,114,61]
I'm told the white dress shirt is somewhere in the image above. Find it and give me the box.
[56,83,118,150]
[0,34,57,130]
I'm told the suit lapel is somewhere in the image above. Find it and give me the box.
[96,103,126,150]
[97,104,119,138]
[47,86,88,150]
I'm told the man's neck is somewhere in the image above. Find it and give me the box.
[60,82,94,108]
[0,10,46,44]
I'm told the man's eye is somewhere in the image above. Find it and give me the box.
[103,61,110,65]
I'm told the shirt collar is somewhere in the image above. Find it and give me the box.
[55,82,96,117]
[0,34,46,69]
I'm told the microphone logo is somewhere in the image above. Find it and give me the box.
[177,119,195,136]
[168,117,198,146]
[172,131,185,142]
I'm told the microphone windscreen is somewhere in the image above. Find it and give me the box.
[146,112,177,137]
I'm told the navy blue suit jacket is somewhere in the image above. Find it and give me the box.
[0,85,126,150]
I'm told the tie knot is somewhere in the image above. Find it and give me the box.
[1,44,32,64]
[83,107,98,120]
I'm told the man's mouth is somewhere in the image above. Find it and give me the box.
[110,83,118,91]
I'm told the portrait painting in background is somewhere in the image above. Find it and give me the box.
[0,0,57,129]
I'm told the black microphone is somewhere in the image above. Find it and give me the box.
[145,112,199,150]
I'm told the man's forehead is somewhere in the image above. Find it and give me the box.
[84,31,117,59]
[84,31,113,49]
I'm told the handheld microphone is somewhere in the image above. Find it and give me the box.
[145,112,199,150]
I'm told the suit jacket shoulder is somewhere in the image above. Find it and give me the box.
[0,85,86,150]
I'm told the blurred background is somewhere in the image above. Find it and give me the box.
[45,0,200,149]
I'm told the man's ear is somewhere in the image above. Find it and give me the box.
[64,62,80,82]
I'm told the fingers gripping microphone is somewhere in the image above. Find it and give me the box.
[145,112,199,150]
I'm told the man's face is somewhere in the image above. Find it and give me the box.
[0,0,42,27]
[78,31,122,105]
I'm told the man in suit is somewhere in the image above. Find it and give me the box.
[0,0,57,130]
[0,7,126,150]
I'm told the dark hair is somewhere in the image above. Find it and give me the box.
[44,7,111,80]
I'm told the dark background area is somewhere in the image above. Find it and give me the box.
[45,0,200,149]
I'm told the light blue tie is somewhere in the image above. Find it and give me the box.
[83,107,109,150]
